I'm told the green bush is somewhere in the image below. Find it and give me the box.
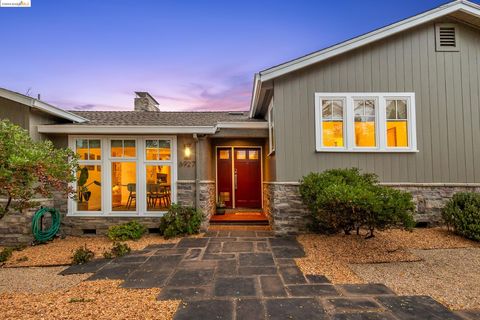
[103,242,131,259]
[442,192,480,241]
[159,204,202,239]
[299,168,415,238]
[107,220,147,241]
[72,245,94,265]
[0,247,14,263]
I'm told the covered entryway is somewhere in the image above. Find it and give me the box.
[216,147,262,209]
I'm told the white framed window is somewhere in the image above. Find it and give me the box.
[268,99,275,154]
[68,135,177,217]
[314,93,417,152]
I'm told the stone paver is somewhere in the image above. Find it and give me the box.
[61,230,468,319]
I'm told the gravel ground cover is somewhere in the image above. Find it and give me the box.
[3,235,180,267]
[0,279,179,320]
[351,248,480,310]
[0,266,89,293]
[296,228,479,283]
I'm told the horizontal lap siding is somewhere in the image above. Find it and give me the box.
[273,20,480,183]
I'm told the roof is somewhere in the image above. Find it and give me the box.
[37,111,267,134]
[69,111,263,126]
[0,87,88,123]
[249,0,480,117]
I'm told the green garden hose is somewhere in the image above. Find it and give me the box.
[31,207,61,243]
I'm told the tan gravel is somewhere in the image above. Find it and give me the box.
[0,280,179,320]
[0,266,89,293]
[351,248,480,310]
[4,235,179,267]
[296,228,479,283]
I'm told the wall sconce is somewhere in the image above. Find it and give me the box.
[184,144,192,160]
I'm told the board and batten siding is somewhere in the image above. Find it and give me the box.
[273,19,480,183]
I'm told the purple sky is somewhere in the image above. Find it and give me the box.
[0,0,461,112]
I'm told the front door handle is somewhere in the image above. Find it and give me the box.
[234,169,238,190]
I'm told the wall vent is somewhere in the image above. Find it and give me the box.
[435,23,459,52]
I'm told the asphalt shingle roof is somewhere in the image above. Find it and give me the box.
[69,111,265,126]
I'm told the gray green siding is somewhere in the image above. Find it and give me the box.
[272,19,480,183]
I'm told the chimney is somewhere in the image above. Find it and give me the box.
[134,92,160,112]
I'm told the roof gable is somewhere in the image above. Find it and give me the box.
[250,0,480,117]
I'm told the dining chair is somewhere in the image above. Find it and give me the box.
[126,183,136,209]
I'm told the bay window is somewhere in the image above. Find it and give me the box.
[315,93,417,152]
[69,136,177,216]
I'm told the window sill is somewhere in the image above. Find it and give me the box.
[315,148,419,153]
[67,212,167,217]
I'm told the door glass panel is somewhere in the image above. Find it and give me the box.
[249,150,259,160]
[111,140,123,157]
[219,149,230,160]
[111,162,136,211]
[146,165,171,211]
[236,150,246,160]
[76,165,102,211]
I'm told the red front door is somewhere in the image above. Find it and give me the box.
[217,147,262,209]
[234,148,262,208]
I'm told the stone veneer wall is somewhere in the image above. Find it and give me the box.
[199,181,216,230]
[0,198,54,246]
[177,181,196,207]
[264,182,480,235]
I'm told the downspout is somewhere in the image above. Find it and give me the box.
[193,133,200,210]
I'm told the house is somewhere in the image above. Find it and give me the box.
[1,0,480,236]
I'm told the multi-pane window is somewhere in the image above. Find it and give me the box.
[74,139,102,212]
[321,99,344,147]
[386,99,408,147]
[146,139,171,160]
[315,93,416,152]
[354,99,376,147]
[111,139,136,158]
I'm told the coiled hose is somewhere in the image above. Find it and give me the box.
[31,207,61,243]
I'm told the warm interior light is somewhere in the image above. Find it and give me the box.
[184,144,192,159]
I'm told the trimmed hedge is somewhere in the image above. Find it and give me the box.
[442,192,480,241]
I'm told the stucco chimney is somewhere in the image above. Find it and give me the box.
[134,92,160,112]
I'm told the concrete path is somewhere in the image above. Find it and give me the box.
[61,231,476,320]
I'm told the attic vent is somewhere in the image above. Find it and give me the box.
[228,112,244,115]
[435,23,459,52]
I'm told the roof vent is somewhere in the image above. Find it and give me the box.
[228,111,244,115]
[435,23,459,52]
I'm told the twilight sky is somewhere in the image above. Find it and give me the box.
[0,0,459,111]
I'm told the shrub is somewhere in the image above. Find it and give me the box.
[0,247,14,263]
[159,204,202,239]
[442,192,480,241]
[299,168,415,238]
[72,245,94,264]
[103,242,131,259]
[107,220,147,241]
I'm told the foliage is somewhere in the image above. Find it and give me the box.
[0,119,78,218]
[0,247,14,263]
[72,245,94,265]
[107,220,147,241]
[442,192,480,241]
[103,242,131,259]
[299,168,415,238]
[159,204,202,239]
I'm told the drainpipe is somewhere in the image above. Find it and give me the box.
[193,133,200,210]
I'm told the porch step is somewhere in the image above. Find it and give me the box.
[209,219,269,226]
[210,212,269,226]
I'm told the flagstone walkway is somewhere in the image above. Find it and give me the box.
[61,231,476,319]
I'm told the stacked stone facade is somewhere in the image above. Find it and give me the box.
[263,182,480,235]
[199,181,216,230]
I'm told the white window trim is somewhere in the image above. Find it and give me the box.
[314,92,418,153]
[267,99,275,155]
[68,135,177,217]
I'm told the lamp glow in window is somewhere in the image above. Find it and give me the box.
[386,99,409,147]
[354,99,376,147]
[322,99,344,147]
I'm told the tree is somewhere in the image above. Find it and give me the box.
[0,119,78,219]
